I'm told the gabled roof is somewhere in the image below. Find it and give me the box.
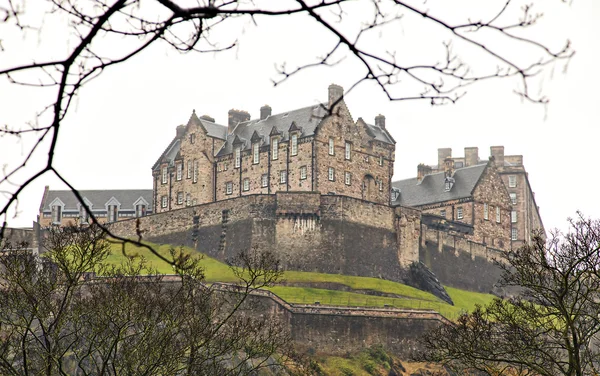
[217,104,329,156]
[152,111,228,171]
[41,190,153,212]
[359,118,396,144]
[391,164,487,207]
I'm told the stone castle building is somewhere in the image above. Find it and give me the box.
[34,84,546,297]
[152,84,395,213]
[410,147,544,248]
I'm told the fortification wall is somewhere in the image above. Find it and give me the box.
[109,192,418,283]
[419,224,505,294]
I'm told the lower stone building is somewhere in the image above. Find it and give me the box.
[38,187,153,227]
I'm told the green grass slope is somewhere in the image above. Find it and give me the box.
[105,241,495,319]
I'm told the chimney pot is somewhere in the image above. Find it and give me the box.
[375,114,386,128]
[417,163,432,182]
[328,83,344,108]
[260,105,272,120]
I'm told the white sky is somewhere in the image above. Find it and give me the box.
[0,0,598,233]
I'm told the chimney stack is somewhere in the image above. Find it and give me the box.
[490,146,504,167]
[417,163,432,182]
[260,105,272,120]
[328,83,344,108]
[444,157,454,178]
[437,148,452,170]
[375,114,386,128]
[176,125,186,139]
[464,147,479,167]
[228,109,251,134]
[199,114,215,123]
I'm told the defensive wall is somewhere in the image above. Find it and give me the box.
[109,192,504,295]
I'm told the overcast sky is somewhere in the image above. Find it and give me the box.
[0,0,598,234]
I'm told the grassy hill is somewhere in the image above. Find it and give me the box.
[105,241,495,320]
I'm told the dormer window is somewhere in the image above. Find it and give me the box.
[272,138,279,160]
[135,204,146,217]
[444,177,454,192]
[291,133,298,156]
[234,147,241,168]
[253,143,259,164]
[79,205,89,224]
[51,205,62,225]
[107,204,118,223]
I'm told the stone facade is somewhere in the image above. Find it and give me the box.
[426,146,544,248]
[152,84,395,214]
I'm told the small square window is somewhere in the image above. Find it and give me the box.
[511,228,518,241]
[508,175,517,188]
[226,182,233,195]
[510,193,517,205]
[261,174,268,187]
[300,166,307,180]
[440,209,446,218]
[457,207,463,220]
[328,167,335,181]
[243,178,250,191]
[280,170,287,184]
[345,171,351,185]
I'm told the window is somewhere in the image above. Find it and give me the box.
[280,170,287,184]
[300,166,307,180]
[193,160,198,183]
[440,209,446,217]
[345,171,351,185]
[511,210,517,223]
[234,147,241,168]
[496,207,501,223]
[161,166,168,184]
[190,133,196,144]
[161,196,167,208]
[192,199,197,205]
[135,204,146,218]
[176,163,182,181]
[272,138,278,160]
[328,138,334,155]
[378,180,383,191]
[345,141,351,160]
[379,156,383,166]
[243,178,250,191]
[253,143,259,164]
[483,203,489,220]
[508,175,517,188]
[511,228,518,241]
[291,134,298,156]
[51,205,62,224]
[454,161,464,168]
[79,205,89,224]
[457,207,463,220]
[261,174,268,187]
[108,205,118,222]
[186,193,191,206]
[328,167,335,181]
[226,182,233,195]
[445,180,451,191]
[510,193,517,205]
[187,161,192,179]
[177,192,183,205]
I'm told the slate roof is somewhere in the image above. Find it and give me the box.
[41,190,153,212]
[391,164,487,207]
[363,121,395,144]
[217,104,329,156]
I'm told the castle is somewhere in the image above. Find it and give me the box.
[36,84,544,297]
